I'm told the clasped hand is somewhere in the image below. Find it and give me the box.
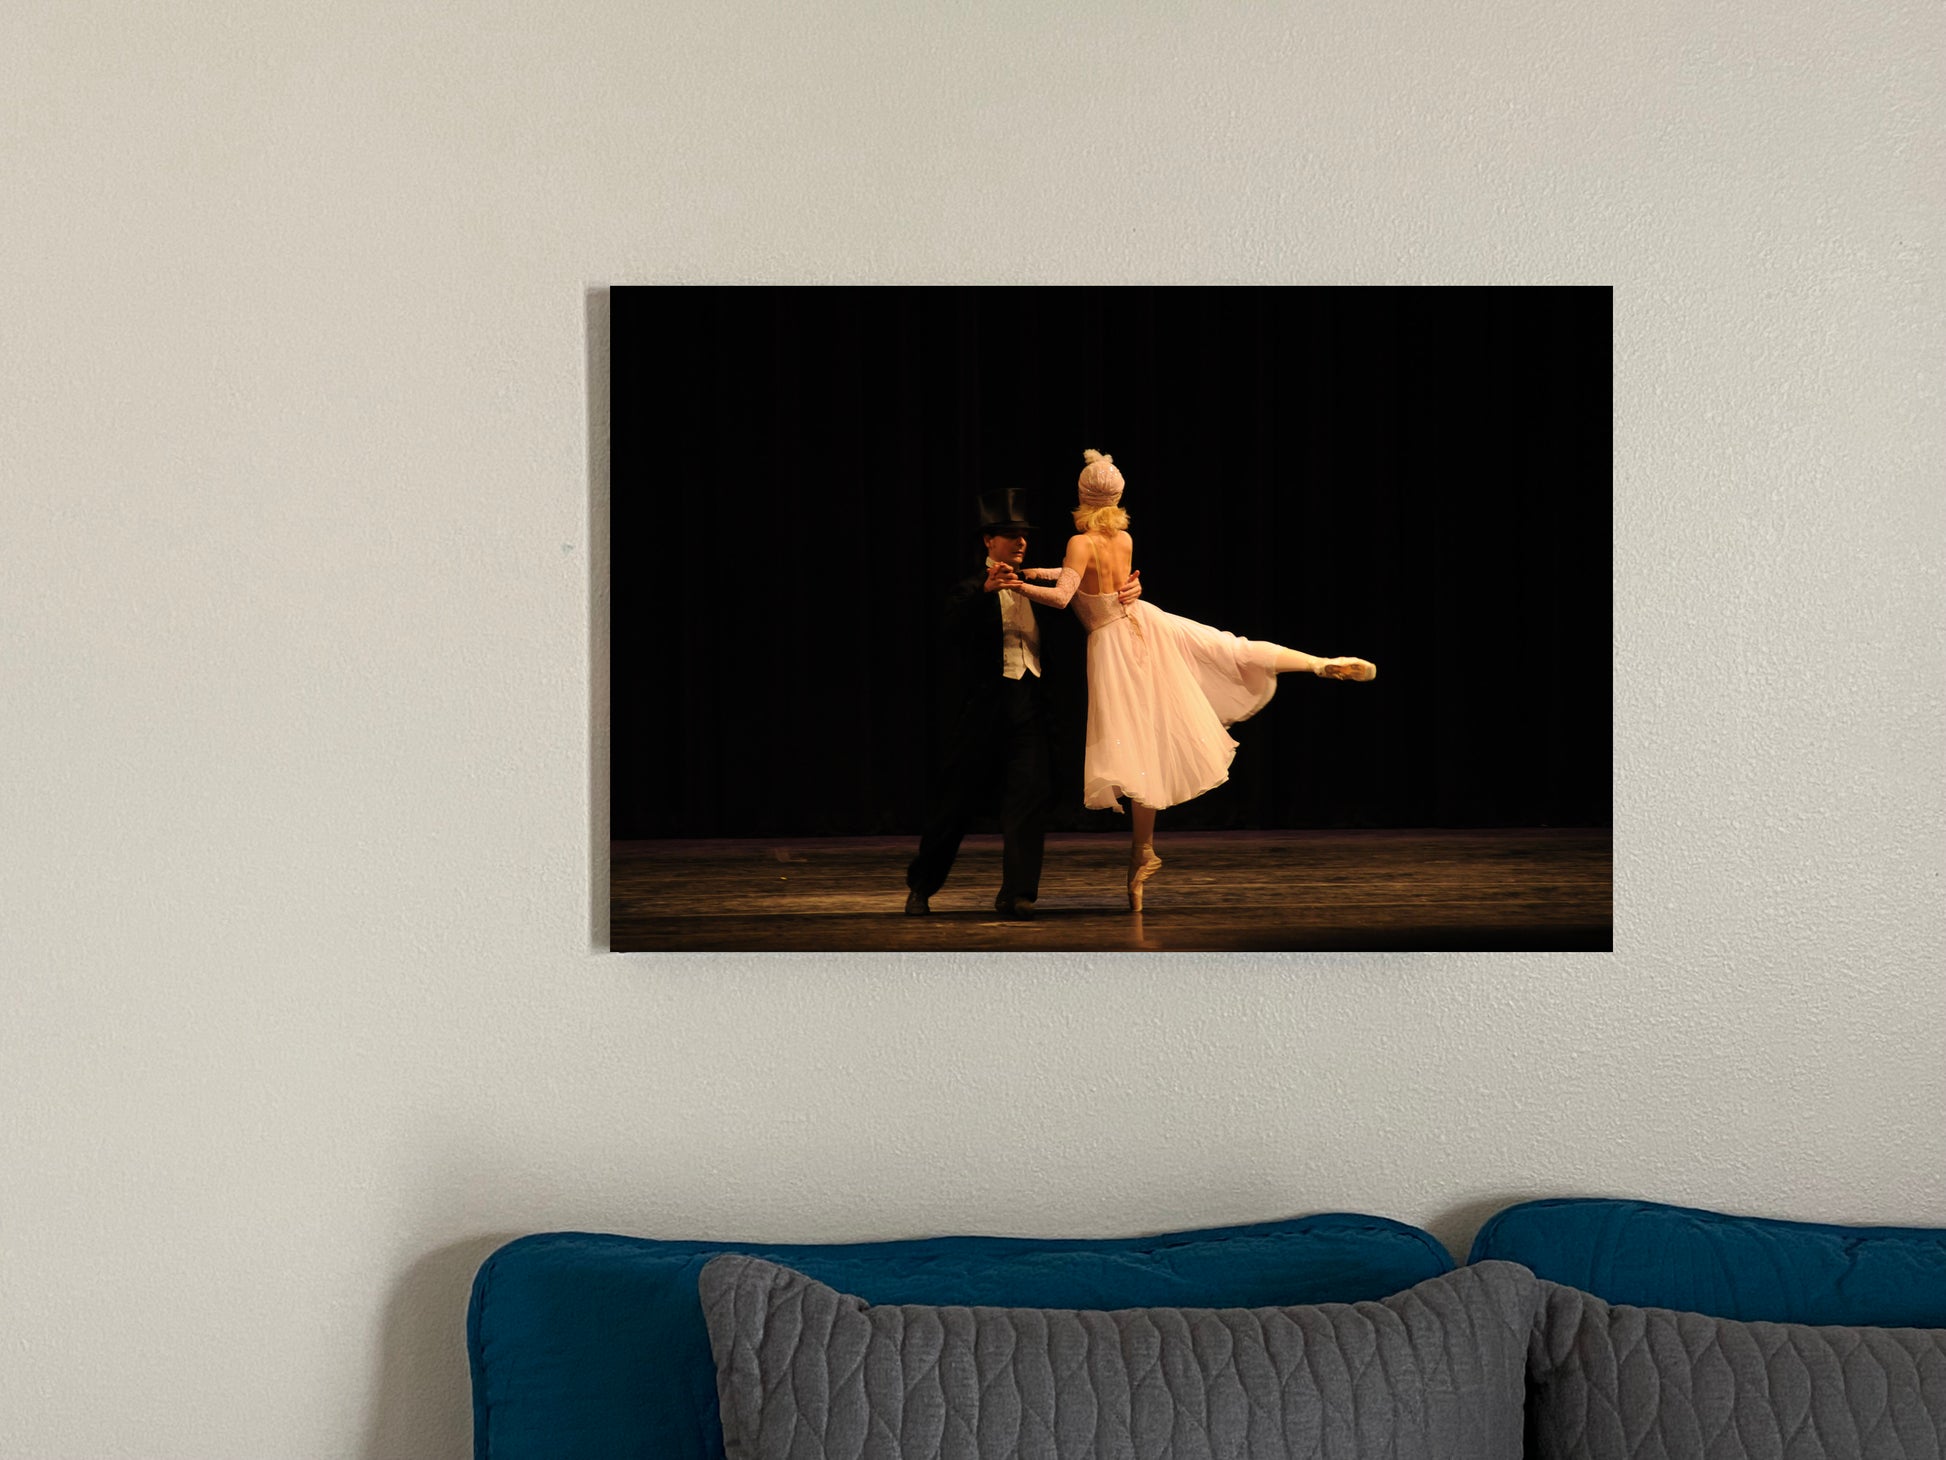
[987,562,1143,605]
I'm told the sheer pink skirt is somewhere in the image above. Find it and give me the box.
[1076,597,1282,812]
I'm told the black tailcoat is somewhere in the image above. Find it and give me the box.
[907,568,1088,903]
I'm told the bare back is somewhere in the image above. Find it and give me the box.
[1072,529,1133,595]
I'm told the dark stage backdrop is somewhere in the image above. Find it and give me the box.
[611,287,1611,838]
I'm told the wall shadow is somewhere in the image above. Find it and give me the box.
[358,1232,521,1460]
[1425,1192,1547,1262]
[589,285,612,952]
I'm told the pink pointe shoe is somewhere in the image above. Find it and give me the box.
[1320,657,1377,681]
[1128,845,1163,912]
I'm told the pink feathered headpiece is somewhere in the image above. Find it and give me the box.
[1076,448,1124,507]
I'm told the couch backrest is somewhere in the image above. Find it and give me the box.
[467,1213,1453,1460]
[1469,1196,1946,1327]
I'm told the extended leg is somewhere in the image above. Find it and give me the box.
[907,713,997,905]
[907,782,973,906]
[1271,646,1376,680]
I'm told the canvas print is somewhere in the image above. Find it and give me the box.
[608,287,1611,951]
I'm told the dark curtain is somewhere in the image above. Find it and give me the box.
[612,287,1611,837]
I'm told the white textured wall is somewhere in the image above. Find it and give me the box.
[3,1,1940,1455]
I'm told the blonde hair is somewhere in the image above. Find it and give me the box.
[1074,448,1127,532]
[1072,504,1130,533]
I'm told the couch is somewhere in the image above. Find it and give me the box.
[468,1199,1946,1459]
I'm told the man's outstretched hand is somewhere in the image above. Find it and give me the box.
[988,564,1139,601]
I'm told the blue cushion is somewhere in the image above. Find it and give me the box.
[1469,1197,1946,1326]
[469,1214,1454,1460]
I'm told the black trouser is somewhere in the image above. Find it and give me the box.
[907,675,1051,906]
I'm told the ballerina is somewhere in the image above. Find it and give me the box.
[998,449,1375,911]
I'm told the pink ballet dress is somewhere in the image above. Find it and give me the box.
[1069,590,1282,811]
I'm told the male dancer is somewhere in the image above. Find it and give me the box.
[905,489,1140,920]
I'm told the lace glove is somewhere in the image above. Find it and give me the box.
[1004,566,1080,608]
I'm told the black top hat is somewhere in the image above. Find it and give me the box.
[976,488,1036,535]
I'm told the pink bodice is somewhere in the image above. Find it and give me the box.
[1071,590,1136,634]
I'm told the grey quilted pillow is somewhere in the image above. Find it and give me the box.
[699,1253,1539,1460]
[1529,1280,1946,1459]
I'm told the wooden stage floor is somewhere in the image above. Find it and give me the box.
[611,829,1611,952]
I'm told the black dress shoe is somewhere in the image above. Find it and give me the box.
[994,897,1037,921]
[904,889,931,915]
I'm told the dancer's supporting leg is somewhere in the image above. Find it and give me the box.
[1271,646,1376,680]
[1128,801,1162,912]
